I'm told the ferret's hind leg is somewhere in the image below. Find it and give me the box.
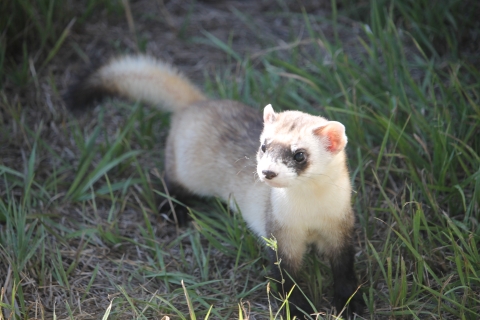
[157,170,196,226]
[159,131,196,226]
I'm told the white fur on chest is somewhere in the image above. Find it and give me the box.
[270,182,350,248]
[273,188,346,222]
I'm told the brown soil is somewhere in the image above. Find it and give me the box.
[62,0,349,84]
[1,1,371,319]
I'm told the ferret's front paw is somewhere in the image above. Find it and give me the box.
[333,292,365,318]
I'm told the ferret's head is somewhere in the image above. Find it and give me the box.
[256,104,347,188]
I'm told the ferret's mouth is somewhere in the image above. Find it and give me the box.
[261,179,288,188]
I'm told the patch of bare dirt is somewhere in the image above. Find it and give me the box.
[0,1,373,318]
[60,0,367,86]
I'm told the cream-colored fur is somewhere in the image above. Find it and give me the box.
[166,100,271,237]
[92,55,206,111]
[258,106,353,264]
[78,54,354,267]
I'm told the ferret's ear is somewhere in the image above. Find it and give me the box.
[263,104,276,124]
[313,121,347,154]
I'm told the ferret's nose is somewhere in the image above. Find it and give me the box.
[262,170,277,180]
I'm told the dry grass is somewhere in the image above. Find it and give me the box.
[1,0,479,319]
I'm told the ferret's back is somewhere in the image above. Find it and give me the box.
[168,100,263,199]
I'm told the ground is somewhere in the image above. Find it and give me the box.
[2,1,354,318]
[1,0,479,319]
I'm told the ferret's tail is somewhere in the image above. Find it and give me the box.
[65,55,207,113]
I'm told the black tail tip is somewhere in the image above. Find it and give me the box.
[63,59,111,113]
[63,76,106,113]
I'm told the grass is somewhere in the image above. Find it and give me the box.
[1,0,479,319]
[0,0,120,87]
[339,0,480,60]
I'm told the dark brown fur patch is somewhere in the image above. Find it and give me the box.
[265,141,310,175]
[63,59,112,112]
[207,100,263,156]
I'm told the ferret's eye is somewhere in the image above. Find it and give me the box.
[261,144,266,152]
[294,152,305,162]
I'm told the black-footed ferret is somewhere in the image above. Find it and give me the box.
[66,55,363,318]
